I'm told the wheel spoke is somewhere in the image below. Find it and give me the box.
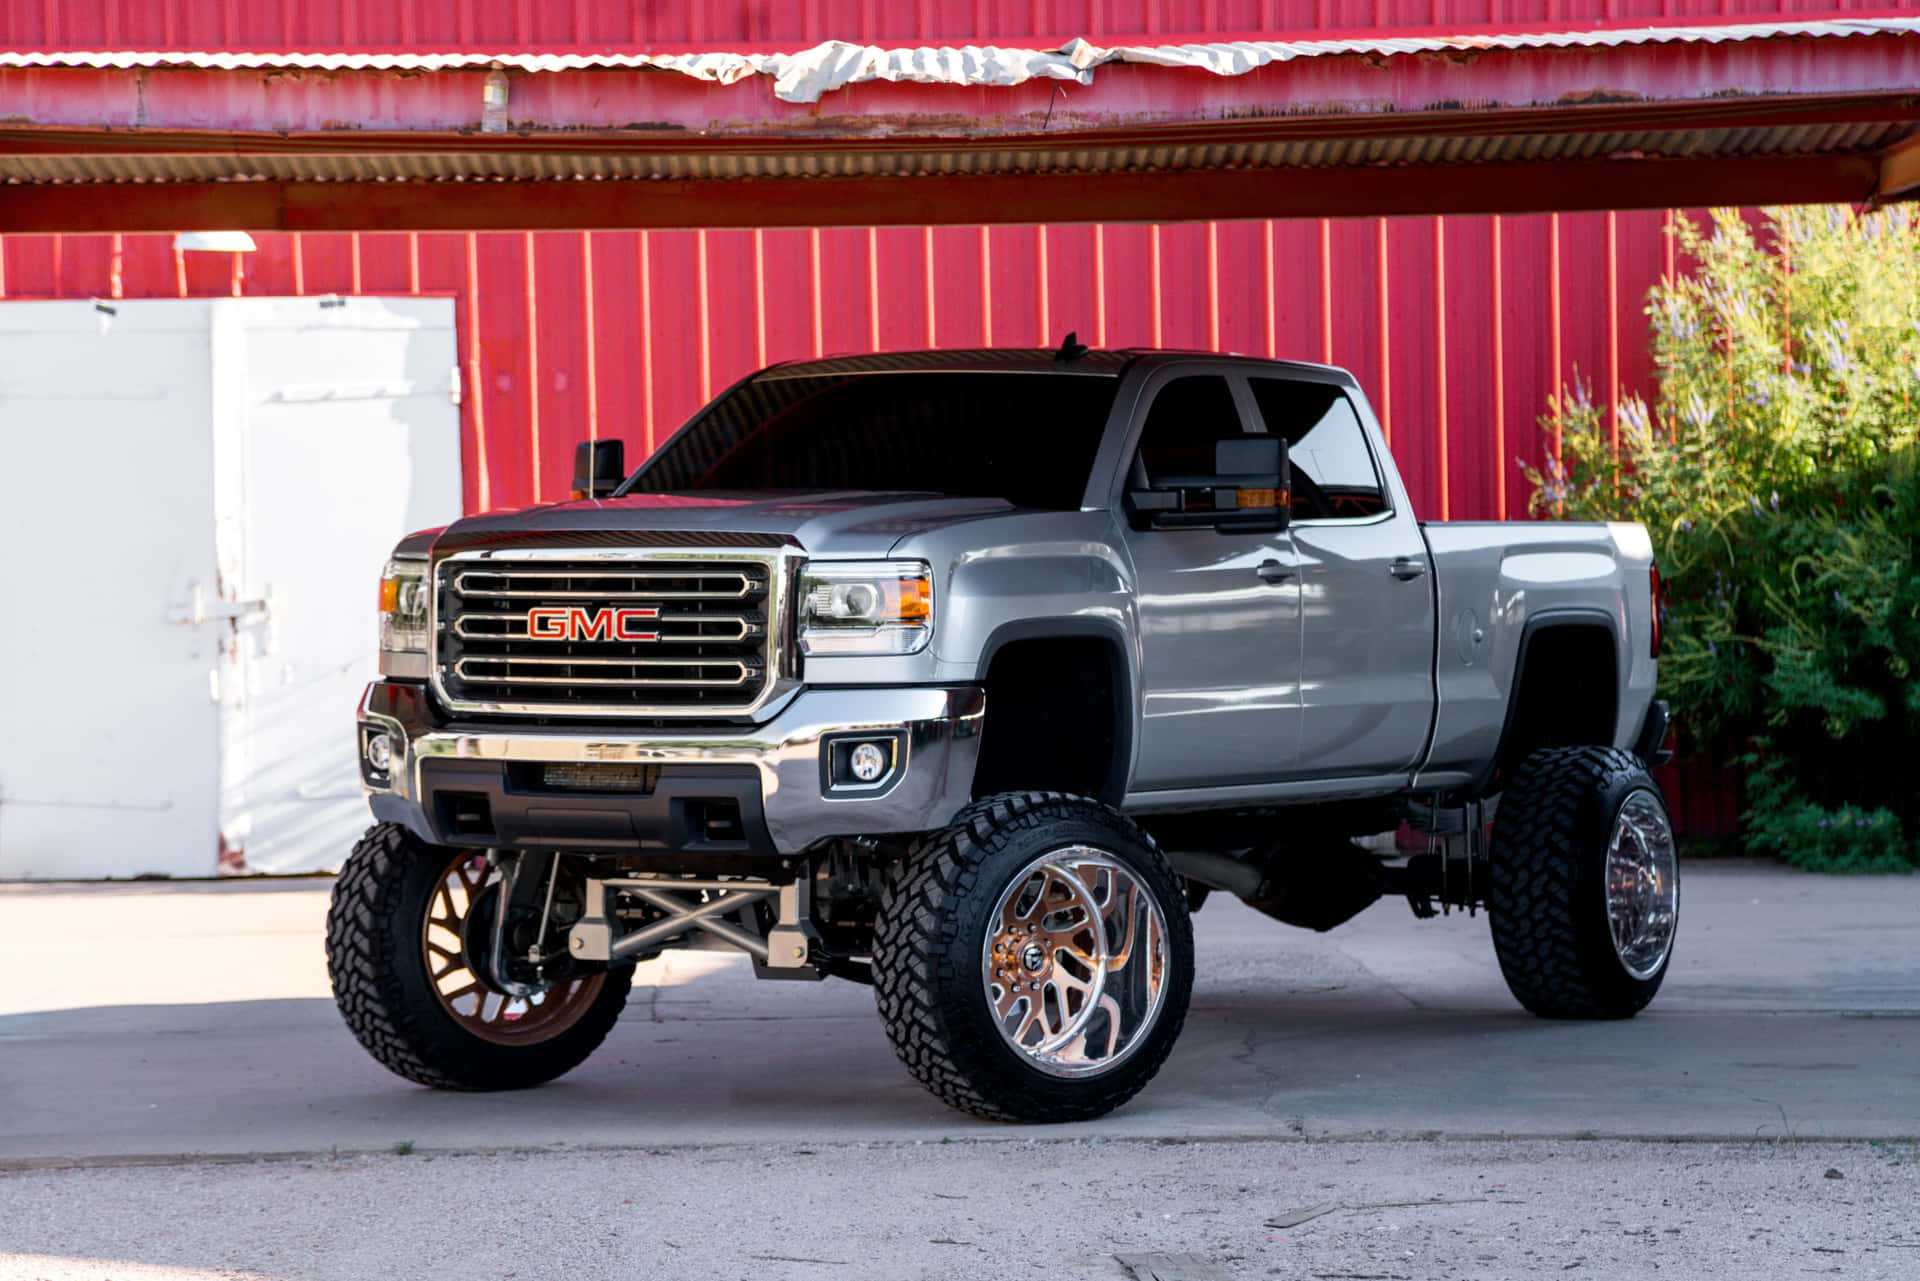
[980,845,1170,1079]
[1603,789,1679,981]
[417,851,604,1046]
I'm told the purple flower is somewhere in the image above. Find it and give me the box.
[1679,519,1694,532]
[1770,491,1780,511]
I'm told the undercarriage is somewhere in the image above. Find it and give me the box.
[330,758,1679,1121]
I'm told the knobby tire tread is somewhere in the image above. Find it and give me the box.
[871,791,1192,1123]
[1489,746,1661,1021]
[325,823,631,1091]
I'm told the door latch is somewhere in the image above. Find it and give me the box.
[1388,558,1428,581]
[167,580,271,625]
[1256,559,1295,585]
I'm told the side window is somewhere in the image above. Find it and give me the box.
[1247,378,1388,520]
[1133,375,1253,486]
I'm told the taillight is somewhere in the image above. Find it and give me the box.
[1649,563,1663,659]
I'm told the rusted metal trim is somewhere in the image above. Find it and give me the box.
[1872,126,1920,202]
[0,151,1882,233]
[6,91,1919,156]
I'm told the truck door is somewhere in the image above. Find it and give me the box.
[1120,371,1303,791]
[1245,376,1435,779]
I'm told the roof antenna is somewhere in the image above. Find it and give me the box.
[1053,330,1090,363]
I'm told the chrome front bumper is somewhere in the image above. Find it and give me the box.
[357,682,986,855]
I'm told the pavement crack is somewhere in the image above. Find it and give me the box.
[1229,1024,1289,1125]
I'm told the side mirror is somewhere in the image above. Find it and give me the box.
[571,439,625,500]
[1126,435,1291,534]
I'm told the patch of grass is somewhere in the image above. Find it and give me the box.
[1573,1129,1599,1141]
[392,1140,416,1156]
[1751,1103,1809,1154]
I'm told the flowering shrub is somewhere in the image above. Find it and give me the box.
[1524,207,1920,871]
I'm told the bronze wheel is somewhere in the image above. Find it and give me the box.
[422,851,607,1047]
[873,792,1194,1123]
[981,847,1171,1078]
[328,823,633,1091]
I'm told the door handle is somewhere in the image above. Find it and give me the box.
[1256,559,1295,584]
[1388,557,1428,581]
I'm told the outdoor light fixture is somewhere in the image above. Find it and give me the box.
[172,231,258,253]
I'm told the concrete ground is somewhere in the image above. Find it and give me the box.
[1,859,1916,1279]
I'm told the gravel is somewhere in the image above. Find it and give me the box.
[4,1137,1917,1281]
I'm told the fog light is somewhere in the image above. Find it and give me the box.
[849,741,887,783]
[365,732,393,774]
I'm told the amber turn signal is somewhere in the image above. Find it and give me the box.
[895,577,932,621]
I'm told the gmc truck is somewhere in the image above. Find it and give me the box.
[331,344,1677,1123]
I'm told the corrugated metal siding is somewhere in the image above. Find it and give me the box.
[5,122,1900,186]
[0,212,1676,524]
[3,0,1915,49]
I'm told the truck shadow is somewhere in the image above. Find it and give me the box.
[0,978,1754,1169]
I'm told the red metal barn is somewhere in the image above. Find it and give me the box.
[2,1,1891,842]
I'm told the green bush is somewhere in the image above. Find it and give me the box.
[1524,207,1920,872]
[1741,749,1913,874]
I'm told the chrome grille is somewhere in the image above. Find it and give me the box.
[434,556,774,715]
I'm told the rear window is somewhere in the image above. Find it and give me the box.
[627,371,1121,511]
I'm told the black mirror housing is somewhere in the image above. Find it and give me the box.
[1125,434,1291,534]
[571,439,625,500]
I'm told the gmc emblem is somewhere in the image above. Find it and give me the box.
[526,605,661,643]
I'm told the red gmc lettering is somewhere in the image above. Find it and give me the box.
[525,606,660,642]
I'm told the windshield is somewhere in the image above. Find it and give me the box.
[624,370,1121,511]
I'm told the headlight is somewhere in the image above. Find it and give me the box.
[797,560,932,656]
[378,558,431,670]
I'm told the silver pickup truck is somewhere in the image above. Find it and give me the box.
[334,345,1676,1123]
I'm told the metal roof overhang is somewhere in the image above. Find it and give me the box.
[4,22,1920,232]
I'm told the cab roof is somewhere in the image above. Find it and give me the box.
[758,347,1341,380]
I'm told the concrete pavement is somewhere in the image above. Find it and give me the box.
[4,1138,1917,1281]
[2,860,1916,1162]
[2,859,1917,1281]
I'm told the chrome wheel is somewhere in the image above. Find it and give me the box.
[422,853,605,1046]
[1604,789,1679,981]
[980,845,1170,1079]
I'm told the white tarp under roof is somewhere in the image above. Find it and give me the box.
[3,17,1920,104]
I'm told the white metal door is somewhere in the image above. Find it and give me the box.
[221,297,461,874]
[0,301,222,878]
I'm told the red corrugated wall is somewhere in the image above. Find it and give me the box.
[0,213,1681,523]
